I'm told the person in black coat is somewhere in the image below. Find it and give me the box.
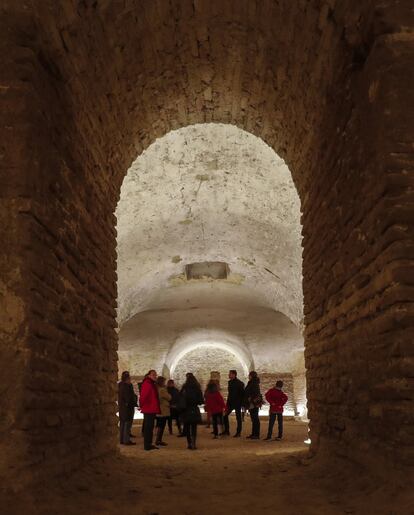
[222,369,245,437]
[244,371,262,439]
[128,381,138,438]
[180,373,204,450]
[118,371,136,445]
[167,379,182,435]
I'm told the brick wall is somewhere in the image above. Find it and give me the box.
[1,0,412,488]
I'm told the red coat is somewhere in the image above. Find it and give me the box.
[139,377,160,414]
[205,391,226,415]
[265,388,288,413]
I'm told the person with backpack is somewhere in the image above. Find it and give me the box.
[118,371,136,446]
[244,371,262,439]
[180,373,204,450]
[222,369,245,437]
[264,380,288,440]
[204,381,226,438]
[167,379,182,436]
[139,369,160,450]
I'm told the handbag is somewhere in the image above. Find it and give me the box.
[253,394,263,408]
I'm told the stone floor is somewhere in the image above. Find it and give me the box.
[2,420,410,515]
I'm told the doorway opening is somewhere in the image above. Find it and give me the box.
[116,123,305,427]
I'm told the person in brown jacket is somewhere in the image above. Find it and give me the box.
[155,376,171,446]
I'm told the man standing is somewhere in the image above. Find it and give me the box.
[264,380,288,440]
[118,371,136,446]
[222,370,245,437]
[139,369,160,450]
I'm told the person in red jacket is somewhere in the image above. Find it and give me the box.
[139,369,161,450]
[204,381,226,438]
[264,380,288,440]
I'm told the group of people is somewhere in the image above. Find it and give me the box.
[118,369,288,451]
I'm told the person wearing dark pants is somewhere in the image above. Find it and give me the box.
[167,379,182,435]
[139,370,161,450]
[184,422,198,448]
[212,413,223,437]
[222,370,245,437]
[180,373,204,450]
[128,381,138,438]
[155,376,171,446]
[267,412,283,439]
[249,407,260,438]
[118,371,136,446]
[167,409,182,435]
[244,371,262,439]
[264,380,288,440]
[143,413,156,449]
[204,381,226,438]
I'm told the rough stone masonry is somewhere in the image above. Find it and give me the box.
[0,0,413,490]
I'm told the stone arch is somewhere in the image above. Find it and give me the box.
[163,329,254,379]
[1,1,412,488]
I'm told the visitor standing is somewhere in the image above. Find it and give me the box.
[139,369,160,450]
[244,371,262,439]
[264,380,288,440]
[222,369,245,437]
[180,373,204,450]
[155,376,171,446]
[167,379,182,435]
[128,380,138,438]
[118,371,136,445]
[204,381,226,438]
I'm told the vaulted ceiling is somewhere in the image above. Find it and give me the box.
[116,123,303,328]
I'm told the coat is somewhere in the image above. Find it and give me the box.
[205,390,226,415]
[180,385,204,424]
[139,377,160,414]
[167,386,180,408]
[244,378,262,409]
[157,385,171,417]
[265,388,288,413]
[118,381,136,421]
[226,377,245,409]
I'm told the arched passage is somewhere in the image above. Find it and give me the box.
[115,122,305,423]
[168,343,249,385]
[165,332,253,380]
[1,0,412,491]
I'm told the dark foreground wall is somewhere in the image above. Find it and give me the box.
[0,0,412,489]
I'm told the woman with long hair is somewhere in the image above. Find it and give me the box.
[204,380,226,438]
[203,379,217,429]
[180,373,204,450]
[244,371,262,439]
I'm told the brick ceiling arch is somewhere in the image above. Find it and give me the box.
[30,0,358,202]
